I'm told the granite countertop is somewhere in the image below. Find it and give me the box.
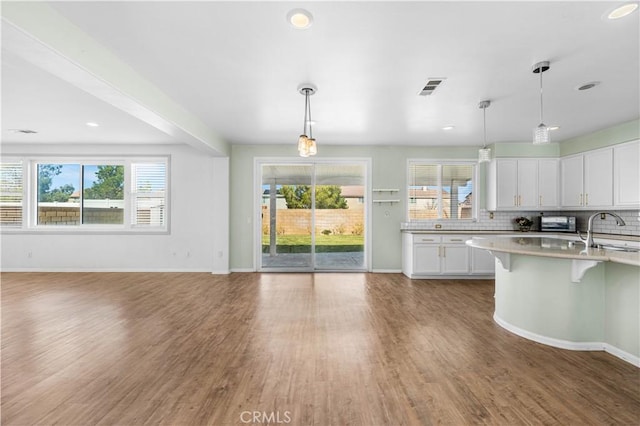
[465,236,640,267]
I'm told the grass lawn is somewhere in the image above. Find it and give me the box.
[262,234,364,253]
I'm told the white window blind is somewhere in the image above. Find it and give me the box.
[408,161,475,221]
[131,162,167,227]
[0,161,23,227]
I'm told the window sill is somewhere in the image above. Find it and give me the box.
[1,227,169,235]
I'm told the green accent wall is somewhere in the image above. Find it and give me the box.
[495,254,639,362]
[230,144,478,271]
[492,142,560,158]
[560,119,639,156]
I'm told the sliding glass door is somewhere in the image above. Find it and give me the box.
[261,164,313,269]
[259,161,367,271]
[314,163,365,270]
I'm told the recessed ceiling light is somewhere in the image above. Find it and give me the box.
[442,126,455,131]
[548,126,560,131]
[287,9,313,29]
[608,3,638,19]
[86,122,99,127]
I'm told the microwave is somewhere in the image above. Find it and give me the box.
[540,216,576,232]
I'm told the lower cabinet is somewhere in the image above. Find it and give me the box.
[402,233,495,278]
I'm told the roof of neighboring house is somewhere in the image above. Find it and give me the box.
[69,190,80,199]
[340,185,364,198]
[460,192,473,206]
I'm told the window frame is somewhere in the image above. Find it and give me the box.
[0,156,169,234]
[406,159,478,222]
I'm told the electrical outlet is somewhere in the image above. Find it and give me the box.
[435,224,442,229]
[600,213,606,220]
[489,212,494,219]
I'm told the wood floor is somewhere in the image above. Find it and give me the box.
[1,272,638,425]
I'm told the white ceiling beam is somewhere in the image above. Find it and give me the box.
[1,2,229,156]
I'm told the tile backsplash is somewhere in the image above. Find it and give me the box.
[401,209,640,237]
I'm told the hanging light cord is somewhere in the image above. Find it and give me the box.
[539,70,544,124]
[302,89,309,135]
[482,106,487,148]
[307,90,313,140]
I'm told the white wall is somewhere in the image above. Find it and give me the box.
[0,143,229,272]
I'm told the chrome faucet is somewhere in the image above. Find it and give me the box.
[578,212,626,248]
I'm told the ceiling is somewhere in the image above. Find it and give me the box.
[1,1,639,153]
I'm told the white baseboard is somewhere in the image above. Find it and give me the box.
[494,313,639,368]
[371,269,402,273]
[230,268,256,273]
[603,343,640,368]
[0,267,214,273]
[211,270,230,275]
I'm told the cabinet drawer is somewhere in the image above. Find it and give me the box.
[442,235,469,243]
[413,235,441,244]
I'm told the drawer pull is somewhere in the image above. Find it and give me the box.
[449,238,463,242]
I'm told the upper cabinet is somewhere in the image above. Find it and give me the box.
[561,148,613,209]
[486,140,638,212]
[613,140,640,208]
[486,158,558,211]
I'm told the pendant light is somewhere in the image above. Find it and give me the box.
[478,100,491,163]
[297,84,317,157]
[532,61,550,144]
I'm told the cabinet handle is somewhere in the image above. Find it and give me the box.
[518,195,522,206]
[438,246,441,257]
[450,239,463,242]
[514,195,517,206]
[539,195,543,206]
[585,194,589,206]
[421,238,434,242]
[442,246,446,257]
[580,193,583,206]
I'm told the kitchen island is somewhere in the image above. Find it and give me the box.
[467,236,640,367]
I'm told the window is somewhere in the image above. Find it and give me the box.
[131,162,166,227]
[0,157,168,231]
[408,161,476,221]
[0,161,23,227]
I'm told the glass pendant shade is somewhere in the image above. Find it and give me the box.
[298,134,308,152]
[307,138,317,155]
[533,123,550,144]
[478,147,491,163]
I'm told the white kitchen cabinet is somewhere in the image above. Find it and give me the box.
[413,244,441,274]
[402,233,490,278]
[584,149,613,207]
[561,148,613,209]
[441,244,470,274]
[561,155,584,207]
[487,158,557,210]
[494,160,518,209]
[538,159,559,208]
[613,140,640,208]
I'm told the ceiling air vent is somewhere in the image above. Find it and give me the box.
[419,78,446,96]
[8,129,38,134]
